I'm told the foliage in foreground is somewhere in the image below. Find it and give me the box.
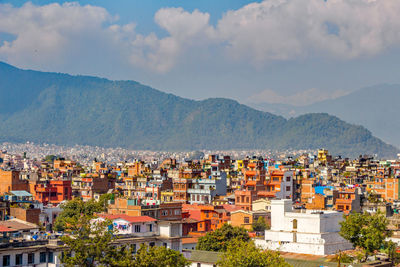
[196,223,250,252]
[60,213,188,266]
[217,240,291,267]
[252,216,269,232]
[134,244,189,267]
[339,211,392,261]
[54,195,112,231]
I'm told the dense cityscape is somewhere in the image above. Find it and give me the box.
[0,144,399,266]
[2,0,400,266]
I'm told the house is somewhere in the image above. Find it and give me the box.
[108,197,182,221]
[0,170,29,195]
[187,166,227,205]
[94,214,183,252]
[335,188,361,214]
[33,179,72,205]
[95,214,158,237]
[256,199,352,255]
[230,209,270,230]
[183,250,222,267]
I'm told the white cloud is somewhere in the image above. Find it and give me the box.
[1,0,400,73]
[247,88,349,106]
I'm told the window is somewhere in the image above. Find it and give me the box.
[286,186,291,191]
[147,224,153,232]
[286,177,291,182]
[174,209,181,215]
[15,254,22,266]
[28,253,35,264]
[48,252,54,263]
[40,252,46,263]
[244,217,250,224]
[162,210,168,216]
[293,219,298,230]
[3,255,10,266]
[135,225,141,233]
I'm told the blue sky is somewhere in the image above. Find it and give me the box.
[1,0,400,106]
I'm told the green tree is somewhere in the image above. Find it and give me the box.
[60,215,132,267]
[339,211,392,261]
[196,224,250,252]
[97,193,114,212]
[44,154,57,162]
[217,240,291,267]
[251,216,269,232]
[54,198,105,231]
[134,244,189,267]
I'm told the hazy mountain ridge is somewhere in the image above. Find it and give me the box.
[0,62,398,158]
[250,84,400,148]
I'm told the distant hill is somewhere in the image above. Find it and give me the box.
[250,84,400,148]
[0,62,398,158]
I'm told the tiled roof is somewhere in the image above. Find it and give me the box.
[0,226,17,232]
[181,237,198,244]
[0,219,39,230]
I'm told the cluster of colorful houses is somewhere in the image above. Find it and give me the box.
[0,149,400,266]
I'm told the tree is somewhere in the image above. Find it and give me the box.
[134,244,189,267]
[196,224,250,252]
[97,193,114,212]
[217,240,290,267]
[252,216,269,232]
[60,214,132,267]
[54,198,106,231]
[339,211,392,261]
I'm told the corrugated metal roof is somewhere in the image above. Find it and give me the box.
[9,191,32,197]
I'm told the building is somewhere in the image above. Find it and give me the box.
[34,179,72,205]
[187,166,227,205]
[0,170,29,195]
[335,188,361,214]
[108,198,182,221]
[256,199,352,255]
[230,210,270,230]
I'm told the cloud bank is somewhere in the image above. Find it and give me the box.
[1,0,400,74]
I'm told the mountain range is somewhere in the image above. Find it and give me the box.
[249,84,400,148]
[0,61,398,158]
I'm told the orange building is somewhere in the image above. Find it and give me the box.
[235,161,266,211]
[385,178,400,202]
[34,180,72,205]
[230,210,270,231]
[335,188,361,214]
[0,170,29,195]
[182,204,230,235]
[305,194,326,210]
[108,197,182,221]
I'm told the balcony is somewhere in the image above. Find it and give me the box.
[187,188,212,194]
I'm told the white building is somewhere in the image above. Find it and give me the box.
[93,214,158,237]
[255,199,352,255]
[92,214,182,252]
[275,171,293,200]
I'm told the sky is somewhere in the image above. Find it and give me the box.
[1,0,400,106]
